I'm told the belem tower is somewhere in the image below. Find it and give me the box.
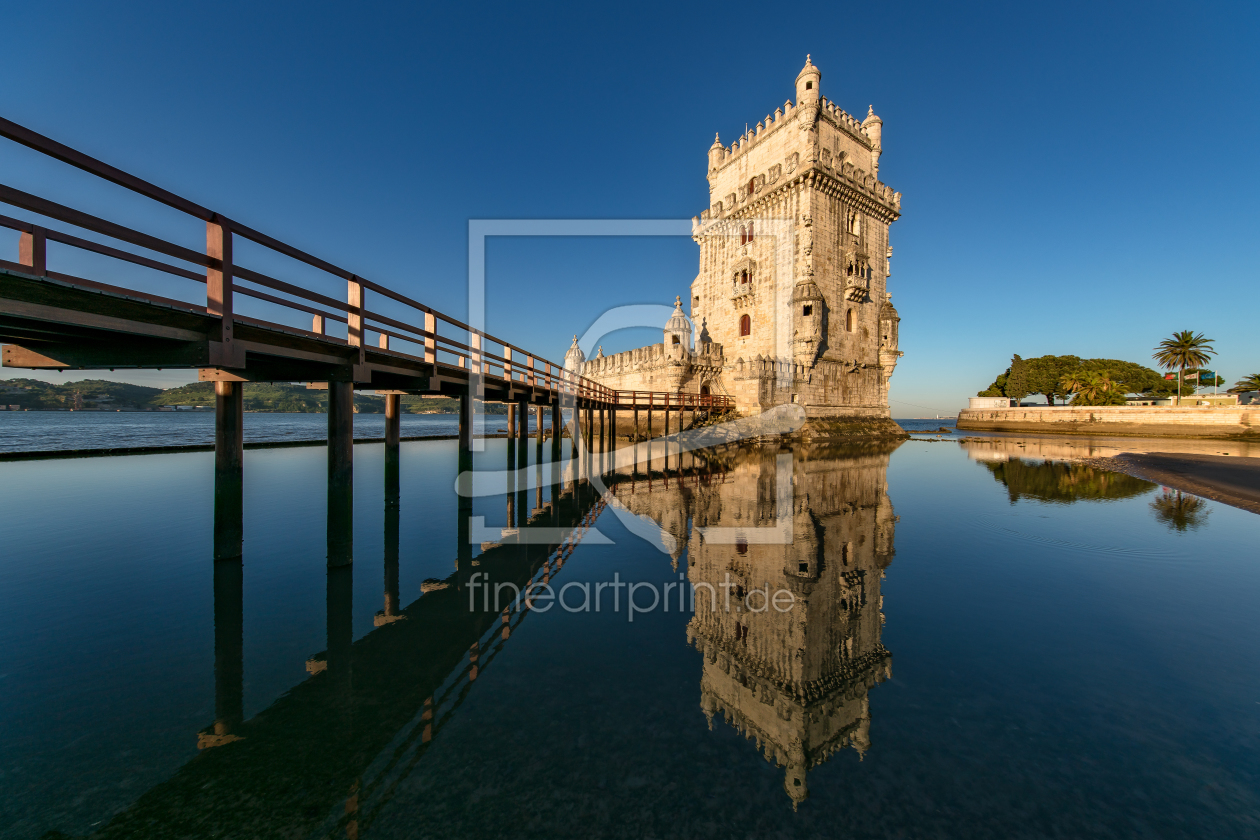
[566,57,906,438]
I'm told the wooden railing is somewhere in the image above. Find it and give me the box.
[0,116,732,413]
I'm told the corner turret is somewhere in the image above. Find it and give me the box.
[664,296,693,361]
[563,334,586,375]
[795,55,821,107]
[862,105,883,176]
[791,279,826,365]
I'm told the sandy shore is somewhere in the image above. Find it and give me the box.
[1083,453,1260,516]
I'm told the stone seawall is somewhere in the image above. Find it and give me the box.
[957,406,1260,440]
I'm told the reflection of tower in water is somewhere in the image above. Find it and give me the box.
[619,444,898,808]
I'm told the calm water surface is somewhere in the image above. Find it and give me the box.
[0,434,1256,838]
[0,412,532,453]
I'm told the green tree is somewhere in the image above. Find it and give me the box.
[1152,331,1215,406]
[1022,355,1080,404]
[982,459,1155,504]
[1063,370,1126,406]
[1229,373,1260,393]
[1005,355,1030,406]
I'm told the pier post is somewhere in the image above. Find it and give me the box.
[378,500,401,625]
[457,391,472,570]
[458,392,472,454]
[517,399,528,444]
[384,393,401,506]
[506,399,515,438]
[663,396,670,438]
[327,382,354,566]
[207,555,243,746]
[536,405,544,452]
[633,399,639,441]
[214,381,244,561]
[551,402,562,462]
[647,394,653,441]
[506,437,516,528]
[327,564,353,697]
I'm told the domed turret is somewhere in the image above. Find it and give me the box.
[708,132,724,173]
[664,296,693,361]
[795,55,821,106]
[878,296,901,379]
[791,279,826,365]
[784,739,810,810]
[863,105,883,175]
[563,334,585,374]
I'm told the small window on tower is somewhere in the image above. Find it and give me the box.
[845,309,854,332]
[672,335,680,345]
[740,314,751,337]
[748,178,756,196]
[805,81,813,90]
[802,305,813,317]
[748,220,753,240]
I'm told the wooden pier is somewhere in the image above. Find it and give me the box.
[0,117,733,563]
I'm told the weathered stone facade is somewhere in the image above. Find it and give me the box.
[572,57,906,439]
[613,443,898,807]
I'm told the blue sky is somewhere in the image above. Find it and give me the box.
[1,0,1256,414]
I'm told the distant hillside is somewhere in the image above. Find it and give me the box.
[0,378,162,410]
[1,378,506,413]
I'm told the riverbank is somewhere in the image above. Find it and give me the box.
[957,405,1259,440]
[957,433,1260,516]
[1081,453,1260,516]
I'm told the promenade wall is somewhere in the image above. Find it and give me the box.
[956,406,1260,440]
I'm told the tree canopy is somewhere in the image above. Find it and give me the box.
[978,355,1194,402]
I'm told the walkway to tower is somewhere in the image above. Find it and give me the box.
[0,117,733,559]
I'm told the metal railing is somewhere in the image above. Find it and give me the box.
[0,116,732,413]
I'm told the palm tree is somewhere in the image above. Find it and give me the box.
[1062,370,1120,405]
[1059,371,1086,397]
[1229,373,1260,393]
[1152,331,1215,406]
[1150,488,1210,532]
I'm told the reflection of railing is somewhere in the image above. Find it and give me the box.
[339,495,609,839]
[0,117,734,413]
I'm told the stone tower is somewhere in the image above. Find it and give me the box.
[689,56,904,434]
[575,56,906,440]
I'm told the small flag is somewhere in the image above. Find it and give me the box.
[1164,373,1175,380]
[1186,372,1199,381]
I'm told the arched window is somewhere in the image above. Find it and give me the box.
[738,225,746,245]
[740,270,748,285]
[739,314,751,337]
[748,178,756,196]
[700,384,711,397]
[747,220,753,240]
[845,309,854,332]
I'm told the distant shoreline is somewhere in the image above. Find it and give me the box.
[0,433,546,461]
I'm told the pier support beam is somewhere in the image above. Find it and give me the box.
[506,400,515,438]
[202,555,243,748]
[327,382,354,566]
[214,381,244,561]
[384,393,401,506]
[551,402,562,461]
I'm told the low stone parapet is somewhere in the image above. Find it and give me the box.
[957,406,1260,440]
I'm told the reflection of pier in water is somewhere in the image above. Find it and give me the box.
[89,442,615,840]
[611,443,899,808]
